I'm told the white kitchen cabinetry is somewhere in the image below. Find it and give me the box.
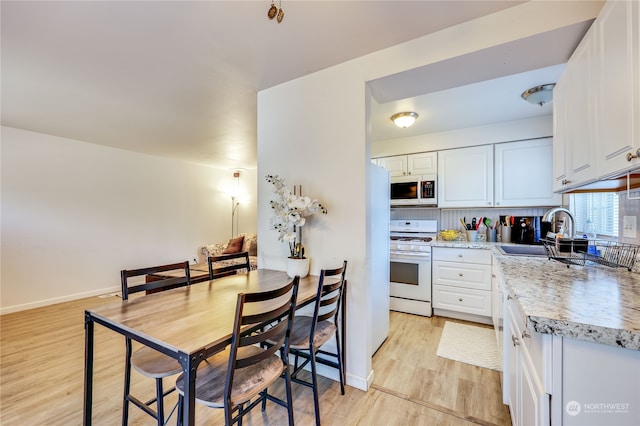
[553,27,598,192]
[378,152,437,177]
[494,139,561,207]
[432,247,492,323]
[560,338,640,425]
[504,296,551,426]
[491,260,504,387]
[502,289,640,426]
[554,0,640,190]
[596,0,640,177]
[438,145,493,208]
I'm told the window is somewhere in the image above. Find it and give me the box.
[570,192,619,237]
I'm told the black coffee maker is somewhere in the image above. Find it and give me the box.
[510,216,542,244]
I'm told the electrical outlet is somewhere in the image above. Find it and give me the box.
[623,216,637,238]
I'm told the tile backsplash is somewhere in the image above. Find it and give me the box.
[390,206,550,231]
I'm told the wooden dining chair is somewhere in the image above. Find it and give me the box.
[207,251,251,279]
[285,261,348,426]
[175,276,300,426]
[120,261,192,426]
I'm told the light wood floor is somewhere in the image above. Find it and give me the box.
[0,295,511,425]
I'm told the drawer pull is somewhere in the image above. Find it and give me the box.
[511,335,520,347]
[458,298,463,302]
[458,273,464,277]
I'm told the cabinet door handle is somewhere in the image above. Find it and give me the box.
[511,335,520,346]
[626,148,640,162]
[507,294,513,300]
[522,330,531,339]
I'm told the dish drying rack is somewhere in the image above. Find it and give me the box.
[541,237,639,271]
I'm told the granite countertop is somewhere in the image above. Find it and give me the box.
[431,240,497,250]
[493,253,640,350]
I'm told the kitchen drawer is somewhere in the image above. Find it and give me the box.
[432,260,491,291]
[433,285,492,317]
[432,247,491,264]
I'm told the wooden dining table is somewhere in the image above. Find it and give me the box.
[83,269,344,426]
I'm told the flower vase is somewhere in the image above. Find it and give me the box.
[286,257,309,278]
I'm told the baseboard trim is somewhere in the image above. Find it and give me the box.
[0,286,120,315]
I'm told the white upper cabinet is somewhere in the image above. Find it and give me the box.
[378,155,407,177]
[378,152,437,177]
[438,145,494,208]
[596,0,640,176]
[554,0,640,189]
[407,152,437,175]
[553,27,598,192]
[495,139,561,207]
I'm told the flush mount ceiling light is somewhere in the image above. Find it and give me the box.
[521,84,556,106]
[391,111,418,128]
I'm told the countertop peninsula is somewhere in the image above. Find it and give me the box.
[431,240,640,350]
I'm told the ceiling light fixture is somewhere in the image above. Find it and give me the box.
[391,111,418,128]
[521,84,556,106]
[267,1,284,23]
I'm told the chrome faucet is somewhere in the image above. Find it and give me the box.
[542,207,575,238]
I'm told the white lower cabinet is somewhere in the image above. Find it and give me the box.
[560,338,640,425]
[505,296,550,426]
[502,292,640,426]
[433,247,492,322]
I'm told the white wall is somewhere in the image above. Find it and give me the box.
[0,126,257,313]
[256,1,601,392]
[371,116,553,158]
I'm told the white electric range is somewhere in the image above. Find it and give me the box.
[389,219,437,316]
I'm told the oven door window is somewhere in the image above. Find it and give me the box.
[390,261,419,285]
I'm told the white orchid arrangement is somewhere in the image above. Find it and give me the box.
[266,174,327,258]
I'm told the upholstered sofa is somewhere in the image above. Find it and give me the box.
[201,233,257,270]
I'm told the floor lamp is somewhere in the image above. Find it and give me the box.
[231,171,240,237]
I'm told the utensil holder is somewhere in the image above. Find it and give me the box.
[501,226,511,243]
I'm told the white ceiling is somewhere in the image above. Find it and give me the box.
[1,1,598,170]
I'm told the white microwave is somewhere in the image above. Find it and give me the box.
[390,174,437,206]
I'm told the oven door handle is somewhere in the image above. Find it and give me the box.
[390,252,432,259]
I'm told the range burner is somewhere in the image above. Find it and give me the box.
[389,219,438,246]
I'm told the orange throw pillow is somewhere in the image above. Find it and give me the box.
[223,236,245,254]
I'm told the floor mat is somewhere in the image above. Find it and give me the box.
[436,321,500,371]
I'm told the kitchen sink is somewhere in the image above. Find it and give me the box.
[497,244,548,257]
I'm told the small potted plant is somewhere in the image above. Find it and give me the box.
[266,174,327,277]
